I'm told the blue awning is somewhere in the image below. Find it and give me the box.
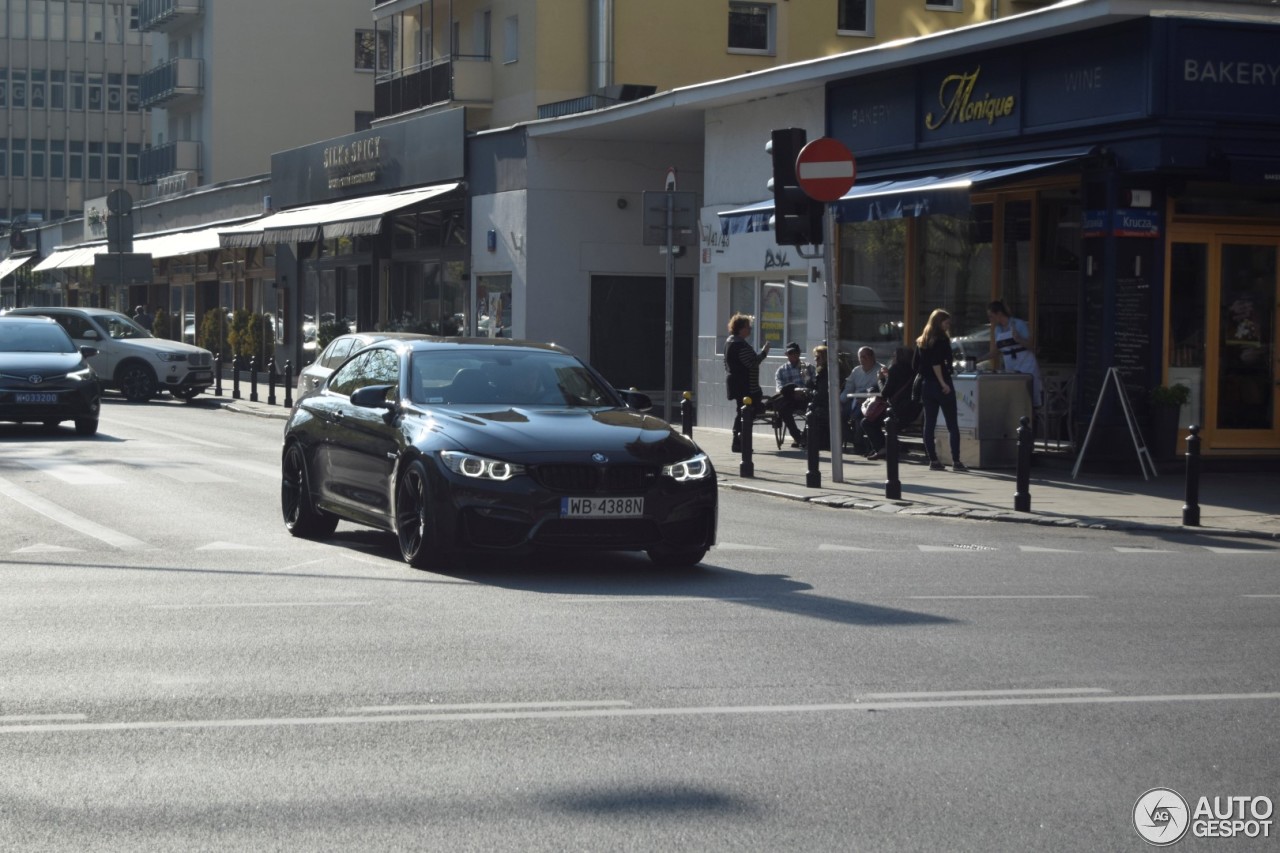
[718,154,1092,234]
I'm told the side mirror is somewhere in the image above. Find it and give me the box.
[350,384,397,411]
[617,389,652,412]
[79,345,98,358]
[82,329,101,340]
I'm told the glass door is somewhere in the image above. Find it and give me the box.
[1168,234,1280,449]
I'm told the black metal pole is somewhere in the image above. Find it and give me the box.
[249,356,259,403]
[884,413,901,500]
[267,358,277,407]
[214,351,223,397]
[739,397,754,478]
[805,413,821,488]
[1015,415,1032,512]
[284,360,293,409]
[680,391,693,438]
[232,355,241,400]
[1182,424,1201,526]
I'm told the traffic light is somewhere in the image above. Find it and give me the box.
[766,127,823,247]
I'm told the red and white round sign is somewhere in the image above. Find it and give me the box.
[796,138,857,203]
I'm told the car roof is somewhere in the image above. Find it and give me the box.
[380,337,574,356]
[12,305,116,316]
[0,314,59,325]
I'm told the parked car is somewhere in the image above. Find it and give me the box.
[281,338,717,569]
[8,307,215,402]
[0,315,102,435]
[296,331,431,400]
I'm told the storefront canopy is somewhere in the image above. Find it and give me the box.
[218,182,462,249]
[31,218,259,272]
[32,244,104,271]
[0,255,33,279]
[718,153,1093,234]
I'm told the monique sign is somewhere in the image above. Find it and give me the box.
[924,67,1016,131]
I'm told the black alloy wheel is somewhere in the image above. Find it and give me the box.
[281,443,338,538]
[117,363,157,402]
[395,459,437,569]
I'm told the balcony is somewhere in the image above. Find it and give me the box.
[139,141,201,185]
[537,84,658,120]
[374,56,492,119]
[139,58,203,108]
[138,0,203,32]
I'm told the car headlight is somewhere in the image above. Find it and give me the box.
[440,450,525,481]
[68,367,96,381]
[662,453,711,482]
[154,352,188,362]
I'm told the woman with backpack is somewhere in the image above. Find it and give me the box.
[915,309,967,472]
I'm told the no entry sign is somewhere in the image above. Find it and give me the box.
[796,137,857,203]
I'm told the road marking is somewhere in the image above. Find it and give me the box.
[12,544,82,553]
[1242,595,1280,598]
[195,542,264,551]
[907,595,1093,600]
[818,544,878,552]
[1019,546,1078,553]
[156,468,236,484]
[864,688,1110,699]
[918,545,990,552]
[0,714,88,722]
[347,700,633,713]
[0,476,150,550]
[148,602,374,610]
[6,691,1280,735]
[551,596,762,603]
[1114,547,1175,553]
[107,419,232,449]
[714,543,776,551]
[1204,546,1276,555]
[19,459,124,485]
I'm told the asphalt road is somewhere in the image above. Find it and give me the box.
[1,397,1278,851]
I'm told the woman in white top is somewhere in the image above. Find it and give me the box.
[986,300,1043,408]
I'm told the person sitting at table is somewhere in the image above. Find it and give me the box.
[861,346,915,460]
[841,346,884,450]
[773,341,814,448]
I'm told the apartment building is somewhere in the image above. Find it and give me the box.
[1,0,147,230]
[138,0,375,193]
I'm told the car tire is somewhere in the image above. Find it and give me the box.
[117,363,157,402]
[74,418,99,436]
[281,443,338,539]
[173,388,202,401]
[43,419,61,430]
[646,545,709,568]
[395,459,438,569]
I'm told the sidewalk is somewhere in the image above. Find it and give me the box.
[218,393,1280,541]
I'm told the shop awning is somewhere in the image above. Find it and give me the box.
[0,255,33,279]
[718,154,1093,234]
[32,244,106,271]
[218,182,462,248]
[132,223,239,259]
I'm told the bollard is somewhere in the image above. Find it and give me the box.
[739,397,754,478]
[884,413,901,500]
[680,391,694,437]
[1015,415,1032,512]
[1182,424,1201,527]
[214,352,223,397]
[284,360,294,409]
[805,415,821,488]
[249,356,259,403]
[232,355,241,400]
[267,358,278,407]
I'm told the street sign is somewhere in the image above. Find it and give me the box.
[796,137,856,203]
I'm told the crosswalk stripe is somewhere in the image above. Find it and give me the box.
[1019,546,1078,553]
[18,459,124,485]
[155,468,237,483]
[0,476,149,550]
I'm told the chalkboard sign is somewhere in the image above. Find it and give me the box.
[1113,276,1151,403]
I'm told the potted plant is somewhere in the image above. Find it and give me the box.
[1149,383,1191,461]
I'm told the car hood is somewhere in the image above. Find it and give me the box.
[424,405,702,465]
[0,352,90,375]
[110,338,210,356]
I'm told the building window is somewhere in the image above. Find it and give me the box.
[107,141,121,181]
[728,2,774,54]
[49,0,64,39]
[31,0,48,38]
[69,141,83,179]
[69,1,83,41]
[503,14,518,63]
[31,140,46,178]
[925,0,961,9]
[50,139,64,178]
[50,69,64,107]
[838,0,872,35]
[87,72,103,110]
[87,141,102,180]
[126,142,138,181]
[355,111,374,132]
[354,29,390,72]
[0,140,7,178]
[126,73,138,110]
[70,70,84,109]
[0,70,7,108]
[31,69,46,108]
[107,72,122,111]
[11,70,26,109]
[12,140,27,178]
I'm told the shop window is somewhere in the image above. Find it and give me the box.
[838,0,872,35]
[999,199,1033,323]
[725,274,808,354]
[476,274,512,338]
[839,220,908,358]
[1169,243,1206,369]
[915,212,991,353]
[728,2,774,54]
[1037,191,1082,365]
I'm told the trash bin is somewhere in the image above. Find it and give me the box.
[948,372,1033,468]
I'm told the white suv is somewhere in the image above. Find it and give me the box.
[9,307,215,402]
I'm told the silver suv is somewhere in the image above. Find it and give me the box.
[8,307,215,402]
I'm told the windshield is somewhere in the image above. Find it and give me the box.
[409,349,620,408]
[0,323,77,353]
[98,312,152,340]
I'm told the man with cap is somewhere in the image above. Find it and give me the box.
[773,341,814,448]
